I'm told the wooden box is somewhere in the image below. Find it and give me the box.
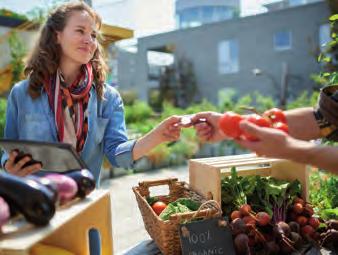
[189,154,311,205]
[0,189,113,255]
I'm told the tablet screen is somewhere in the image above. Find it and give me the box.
[0,139,87,172]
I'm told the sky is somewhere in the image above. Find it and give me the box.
[0,0,278,38]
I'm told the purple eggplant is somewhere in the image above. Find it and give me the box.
[44,174,78,204]
[63,169,95,198]
[0,196,10,229]
[34,169,95,198]
[0,172,55,226]
[27,175,59,204]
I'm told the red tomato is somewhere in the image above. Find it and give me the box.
[218,112,244,139]
[273,122,289,134]
[152,201,167,215]
[242,114,271,141]
[263,108,286,124]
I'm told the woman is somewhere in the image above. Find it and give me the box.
[1,1,183,182]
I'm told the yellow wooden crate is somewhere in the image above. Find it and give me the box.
[189,154,311,206]
[0,189,113,255]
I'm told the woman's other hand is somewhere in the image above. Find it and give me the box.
[4,150,42,177]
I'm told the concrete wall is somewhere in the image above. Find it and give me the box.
[127,1,329,103]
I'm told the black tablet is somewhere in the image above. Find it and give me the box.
[0,139,87,172]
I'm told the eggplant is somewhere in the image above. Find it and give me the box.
[63,169,95,198]
[0,196,10,229]
[34,169,95,198]
[0,172,55,226]
[27,175,59,204]
[44,174,78,204]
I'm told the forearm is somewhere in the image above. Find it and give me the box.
[287,141,338,175]
[285,107,321,140]
[132,130,162,161]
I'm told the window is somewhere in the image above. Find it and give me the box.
[274,31,292,51]
[319,23,331,49]
[218,39,239,74]
[289,0,306,6]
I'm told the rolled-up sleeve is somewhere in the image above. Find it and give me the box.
[314,85,338,141]
[102,88,136,169]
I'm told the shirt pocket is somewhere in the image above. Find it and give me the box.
[94,117,109,144]
[20,113,54,141]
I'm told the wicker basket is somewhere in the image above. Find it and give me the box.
[132,178,221,255]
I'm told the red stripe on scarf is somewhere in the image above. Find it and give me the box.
[45,64,93,152]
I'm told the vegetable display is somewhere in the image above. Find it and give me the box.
[222,168,338,254]
[0,169,95,229]
[147,196,201,221]
[0,172,56,226]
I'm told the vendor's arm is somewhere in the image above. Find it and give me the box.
[237,120,338,175]
[284,107,321,140]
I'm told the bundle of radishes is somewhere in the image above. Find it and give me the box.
[229,199,338,254]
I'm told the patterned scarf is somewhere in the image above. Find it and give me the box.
[45,64,93,152]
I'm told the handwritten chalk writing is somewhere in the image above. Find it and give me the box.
[189,247,224,255]
[188,231,211,244]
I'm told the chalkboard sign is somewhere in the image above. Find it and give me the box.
[179,217,235,255]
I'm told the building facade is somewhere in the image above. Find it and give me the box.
[176,0,240,29]
[119,1,330,104]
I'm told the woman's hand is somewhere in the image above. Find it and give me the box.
[153,115,183,143]
[4,150,42,177]
[190,111,228,143]
[132,115,184,160]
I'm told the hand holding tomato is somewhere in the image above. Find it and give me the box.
[263,108,287,124]
[241,114,271,141]
[218,112,243,139]
[236,119,306,159]
[218,108,288,142]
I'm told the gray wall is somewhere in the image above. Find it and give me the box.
[123,1,329,103]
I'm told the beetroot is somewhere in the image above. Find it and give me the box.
[293,197,305,206]
[230,218,246,236]
[240,204,251,216]
[296,215,308,226]
[243,215,256,226]
[290,231,303,249]
[234,233,249,255]
[274,221,291,239]
[303,204,314,217]
[308,217,320,229]
[293,203,303,214]
[231,210,241,220]
[256,212,271,226]
[265,241,280,254]
[45,174,78,204]
[301,225,315,238]
[288,221,300,233]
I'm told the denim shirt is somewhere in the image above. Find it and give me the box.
[1,80,136,184]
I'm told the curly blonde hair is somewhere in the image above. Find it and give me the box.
[25,1,107,99]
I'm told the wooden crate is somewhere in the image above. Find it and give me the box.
[189,154,311,205]
[0,189,113,255]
